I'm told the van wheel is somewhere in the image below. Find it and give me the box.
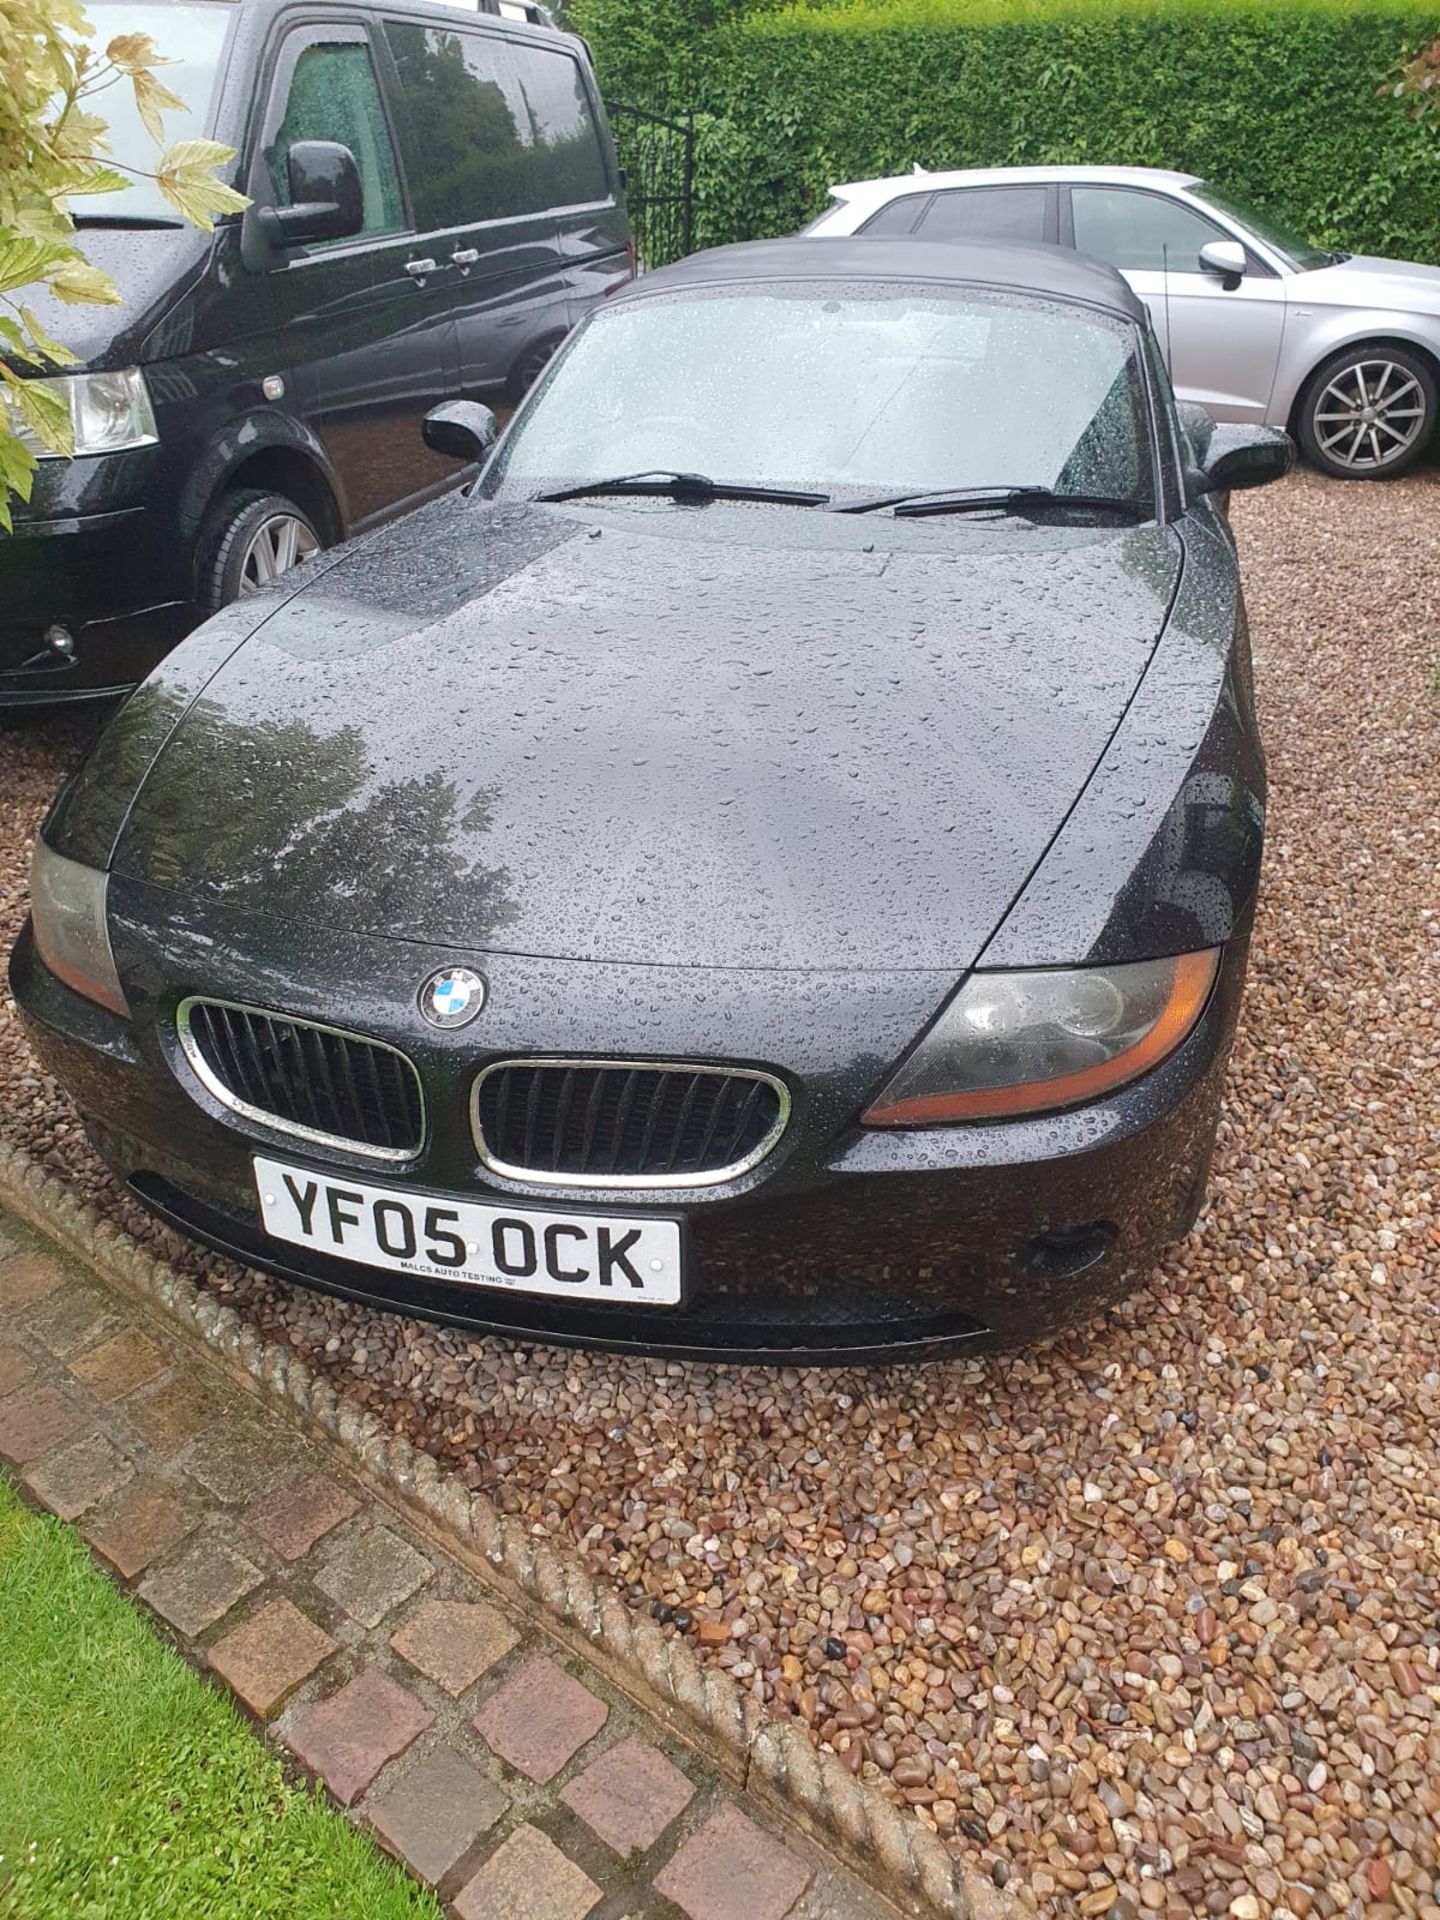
[507,337,560,403]
[196,489,324,613]
[1297,345,1436,478]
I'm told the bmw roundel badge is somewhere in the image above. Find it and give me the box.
[419,966,487,1030]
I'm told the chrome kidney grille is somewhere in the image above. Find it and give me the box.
[472,1058,789,1188]
[177,999,424,1162]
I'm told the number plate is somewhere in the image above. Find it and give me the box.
[253,1156,683,1306]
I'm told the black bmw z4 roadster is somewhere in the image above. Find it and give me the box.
[11,237,1292,1362]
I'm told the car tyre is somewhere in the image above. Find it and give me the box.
[1297,344,1436,479]
[196,488,324,613]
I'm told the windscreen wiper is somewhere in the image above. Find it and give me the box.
[71,213,185,230]
[834,484,1145,520]
[533,470,830,506]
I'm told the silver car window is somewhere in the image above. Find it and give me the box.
[1071,188,1224,275]
[858,194,931,236]
[920,186,1048,244]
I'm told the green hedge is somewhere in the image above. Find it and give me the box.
[578,0,1440,263]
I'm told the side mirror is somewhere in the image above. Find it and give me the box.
[1198,238,1248,289]
[422,401,498,464]
[1191,422,1295,496]
[259,141,363,248]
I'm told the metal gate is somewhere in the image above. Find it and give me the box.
[605,102,694,270]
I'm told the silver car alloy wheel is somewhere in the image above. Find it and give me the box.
[238,512,320,593]
[1312,359,1429,471]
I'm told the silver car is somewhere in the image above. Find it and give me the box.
[805,164,1440,477]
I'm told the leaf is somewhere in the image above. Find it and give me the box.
[0,421,32,475]
[59,163,132,200]
[131,68,188,145]
[50,106,112,163]
[104,32,171,73]
[8,374,73,457]
[46,0,93,44]
[19,307,80,367]
[158,136,245,176]
[0,234,75,295]
[6,200,79,246]
[0,426,39,509]
[155,141,250,230]
[48,258,123,305]
[159,176,252,230]
[0,317,45,367]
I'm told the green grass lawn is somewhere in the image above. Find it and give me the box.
[0,1476,440,1920]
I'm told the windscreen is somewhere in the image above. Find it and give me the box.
[70,5,235,222]
[486,283,1153,504]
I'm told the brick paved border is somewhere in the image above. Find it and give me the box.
[0,1139,998,1920]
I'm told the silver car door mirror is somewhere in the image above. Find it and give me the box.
[1199,239,1248,289]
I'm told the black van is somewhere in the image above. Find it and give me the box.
[1,0,632,706]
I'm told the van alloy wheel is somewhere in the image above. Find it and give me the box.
[508,336,560,402]
[196,488,328,615]
[238,513,321,593]
[1310,358,1429,472]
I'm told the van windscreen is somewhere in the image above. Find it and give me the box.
[75,6,235,224]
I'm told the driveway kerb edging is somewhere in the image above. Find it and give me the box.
[0,1137,1003,1920]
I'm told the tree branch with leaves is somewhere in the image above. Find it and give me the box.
[1388,32,1440,119]
[0,0,249,528]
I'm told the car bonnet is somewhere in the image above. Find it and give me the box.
[110,497,1182,973]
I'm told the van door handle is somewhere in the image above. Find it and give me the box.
[451,248,479,267]
[405,257,438,278]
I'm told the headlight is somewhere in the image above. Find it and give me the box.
[30,840,130,1017]
[13,369,157,458]
[863,950,1219,1125]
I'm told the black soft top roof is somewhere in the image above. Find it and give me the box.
[615,236,1147,323]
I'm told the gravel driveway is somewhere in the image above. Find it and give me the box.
[2,470,1437,1920]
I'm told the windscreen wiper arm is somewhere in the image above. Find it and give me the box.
[533,470,830,506]
[71,213,185,230]
[834,484,1144,519]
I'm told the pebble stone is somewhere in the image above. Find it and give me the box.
[1,469,1437,1917]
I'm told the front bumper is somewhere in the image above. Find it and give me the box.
[10,892,1250,1362]
[1,454,193,706]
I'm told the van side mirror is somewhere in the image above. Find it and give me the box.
[259,141,363,248]
[1198,239,1248,289]
[1191,422,1294,496]
[422,401,498,463]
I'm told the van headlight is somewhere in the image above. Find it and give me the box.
[14,369,157,458]
[862,950,1219,1125]
[30,840,130,1017]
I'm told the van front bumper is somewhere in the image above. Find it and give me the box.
[1,468,193,707]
